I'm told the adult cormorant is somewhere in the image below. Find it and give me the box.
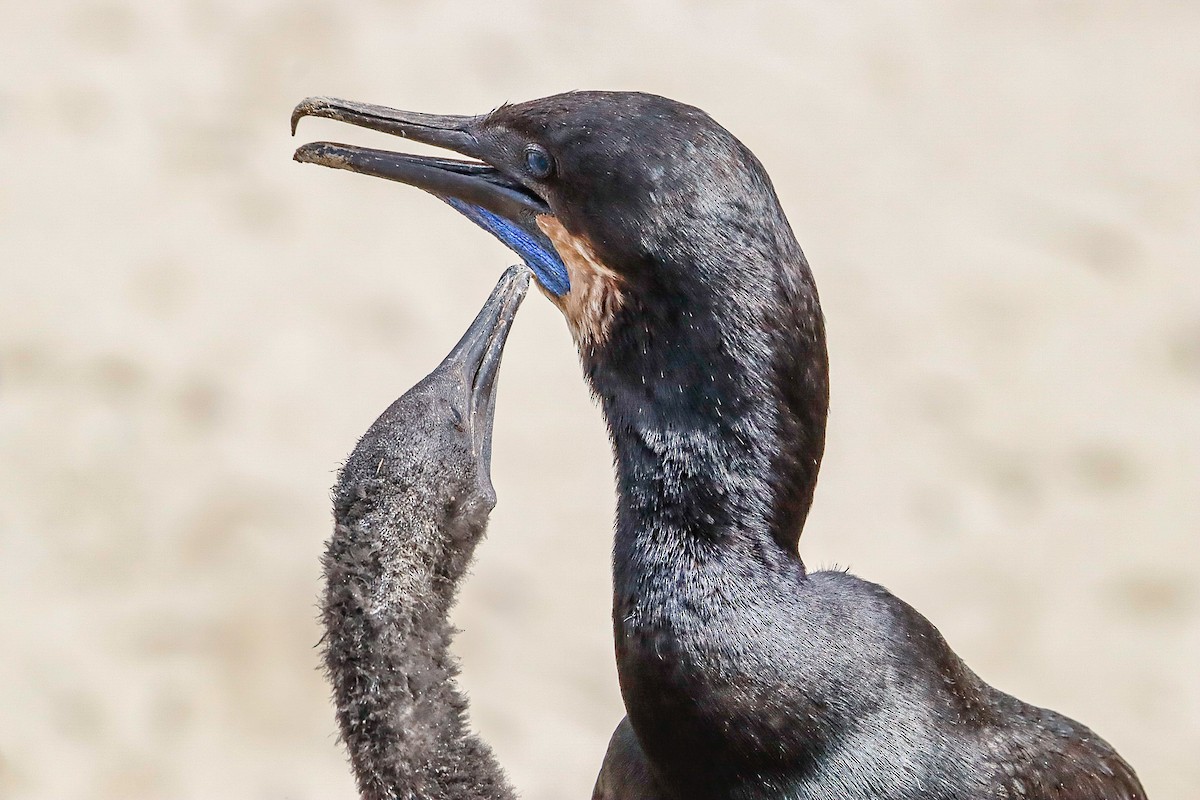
[295,91,1145,800]
[323,266,528,800]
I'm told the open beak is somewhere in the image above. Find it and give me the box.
[291,97,569,296]
[441,264,530,462]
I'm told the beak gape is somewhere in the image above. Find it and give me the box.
[292,97,570,296]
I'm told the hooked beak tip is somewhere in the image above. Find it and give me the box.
[290,96,331,136]
[291,97,350,138]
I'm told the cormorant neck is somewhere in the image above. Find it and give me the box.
[583,246,829,590]
[324,468,514,800]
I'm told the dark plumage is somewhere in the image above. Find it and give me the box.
[296,91,1144,800]
[322,267,528,800]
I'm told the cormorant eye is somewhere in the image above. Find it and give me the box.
[525,145,553,179]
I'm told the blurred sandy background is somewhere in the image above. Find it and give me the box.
[1,2,1198,798]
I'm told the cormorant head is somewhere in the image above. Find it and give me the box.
[354,265,529,523]
[292,91,805,352]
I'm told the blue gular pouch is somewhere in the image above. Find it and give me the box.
[444,198,571,297]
